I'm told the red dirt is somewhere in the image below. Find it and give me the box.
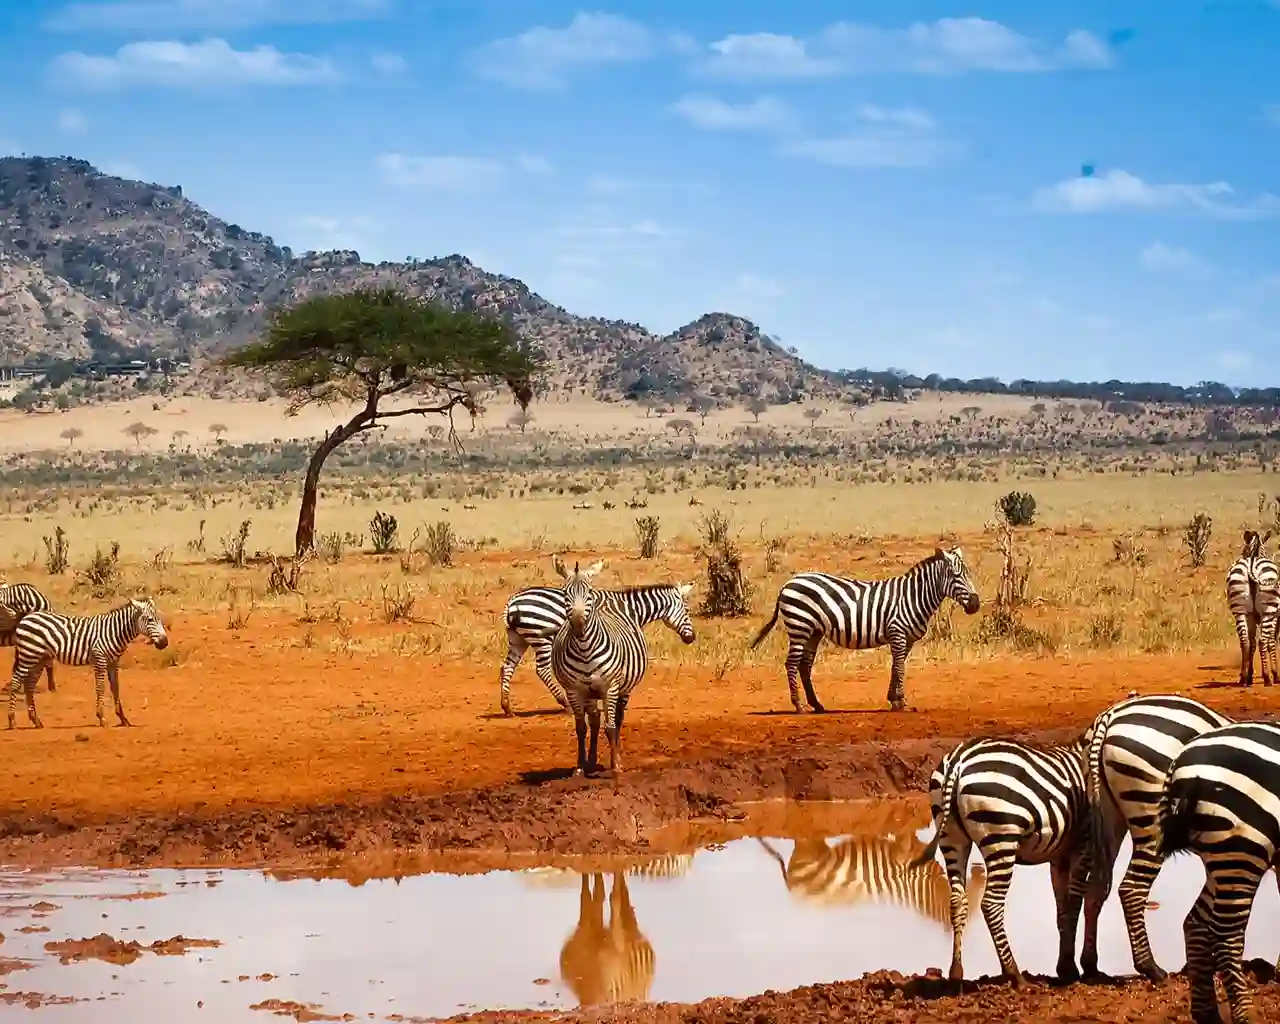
[2,610,1279,1022]
[43,932,221,965]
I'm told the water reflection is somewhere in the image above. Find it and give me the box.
[559,873,654,1005]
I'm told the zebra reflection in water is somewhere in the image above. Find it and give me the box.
[757,830,986,933]
[558,873,655,1007]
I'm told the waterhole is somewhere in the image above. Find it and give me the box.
[1,798,1277,1020]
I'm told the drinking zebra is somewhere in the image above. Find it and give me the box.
[750,547,981,712]
[558,872,655,1007]
[6,597,170,730]
[1082,692,1234,980]
[0,581,55,692]
[1226,529,1279,687]
[499,580,695,716]
[549,558,650,777]
[756,834,987,933]
[912,733,1095,985]
[1156,720,1280,1024]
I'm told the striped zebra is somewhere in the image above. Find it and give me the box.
[911,733,1096,985]
[0,581,55,692]
[1156,720,1280,1024]
[1082,693,1234,980]
[756,834,987,933]
[550,558,649,777]
[520,854,695,888]
[559,872,655,1007]
[6,597,169,730]
[750,547,981,713]
[1226,529,1279,687]
[499,580,695,717]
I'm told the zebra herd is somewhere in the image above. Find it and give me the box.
[915,691,1279,1024]
[0,580,168,730]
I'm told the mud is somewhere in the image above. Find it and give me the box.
[44,931,221,965]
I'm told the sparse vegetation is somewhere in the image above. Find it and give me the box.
[1183,512,1213,570]
[634,515,660,559]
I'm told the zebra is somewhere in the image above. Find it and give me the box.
[911,733,1096,986]
[6,597,169,730]
[1081,692,1234,980]
[520,854,695,888]
[1155,720,1280,1024]
[558,872,655,1007]
[1226,529,1279,687]
[0,581,56,692]
[499,579,696,717]
[549,558,649,777]
[750,546,981,713]
[756,833,987,933]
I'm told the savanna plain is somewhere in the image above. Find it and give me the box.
[2,397,1279,1024]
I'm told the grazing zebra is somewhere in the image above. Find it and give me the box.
[558,872,655,1007]
[911,733,1095,985]
[1156,721,1280,1024]
[1226,529,1279,687]
[0,581,55,692]
[549,558,649,777]
[499,580,695,717]
[756,833,987,932]
[7,597,169,730]
[1082,693,1234,980]
[750,547,981,712]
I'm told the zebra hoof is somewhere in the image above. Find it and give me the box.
[1136,964,1167,983]
[1056,961,1080,984]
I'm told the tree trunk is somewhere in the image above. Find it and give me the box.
[294,409,373,556]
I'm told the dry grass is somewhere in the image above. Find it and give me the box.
[0,467,1266,672]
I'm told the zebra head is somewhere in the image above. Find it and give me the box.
[1241,529,1270,558]
[659,583,697,644]
[558,560,605,638]
[935,547,980,614]
[130,597,169,649]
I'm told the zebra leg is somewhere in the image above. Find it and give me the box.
[45,660,55,692]
[1207,865,1263,1024]
[107,662,130,727]
[1117,832,1169,981]
[1236,614,1256,687]
[791,637,824,713]
[571,701,591,777]
[1183,890,1225,1024]
[586,702,602,775]
[1260,615,1277,687]
[1080,806,1126,978]
[20,666,43,729]
[603,688,623,775]
[940,829,976,981]
[885,631,912,711]
[498,628,528,716]
[1050,851,1090,983]
[976,844,1024,985]
[91,655,111,727]
[534,646,570,710]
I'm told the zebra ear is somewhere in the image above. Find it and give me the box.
[951,546,963,559]
[552,554,569,579]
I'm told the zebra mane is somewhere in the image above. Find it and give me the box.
[606,584,678,596]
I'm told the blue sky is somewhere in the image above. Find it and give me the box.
[0,1,1277,386]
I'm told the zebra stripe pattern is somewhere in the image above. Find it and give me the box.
[0,581,55,692]
[549,558,649,777]
[757,834,987,932]
[7,597,169,730]
[912,734,1095,985]
[520,854,695,888]
[499,581,695,716]
[558,872,655,1007]
[750,547,981,713]
[1082,692,1234,980]
[1226,529,1279,687]
[1156,720,1280,1024]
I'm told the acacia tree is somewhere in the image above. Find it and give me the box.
[222,287,542,555]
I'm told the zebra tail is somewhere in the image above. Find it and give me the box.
[1083,719,1115,896]
[910,762,960,869]
[1154,779,1198,860]
[749,595,781,650]
[755,838,789,878]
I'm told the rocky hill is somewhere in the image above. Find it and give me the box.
[0,156,845,404]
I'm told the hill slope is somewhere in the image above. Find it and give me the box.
[0,156,844,403]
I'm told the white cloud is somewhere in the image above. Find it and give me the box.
[57,108,88,132]
[548,206,687,290]
[45,0,389,32]
[375,154,507,191]
[782,104,955,169]
[51,38,338,89]
[293,214,378,252]
[699,17,1113,80]
[376,152,555,190]
[669,94,793,132]
[370,52,407,77]
[1032,168,1280,219]
[1139,241,1214,278]
[470,12,676,90]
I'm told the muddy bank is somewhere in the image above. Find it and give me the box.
[0,728,1080,870]
[451,964,1280,1024]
